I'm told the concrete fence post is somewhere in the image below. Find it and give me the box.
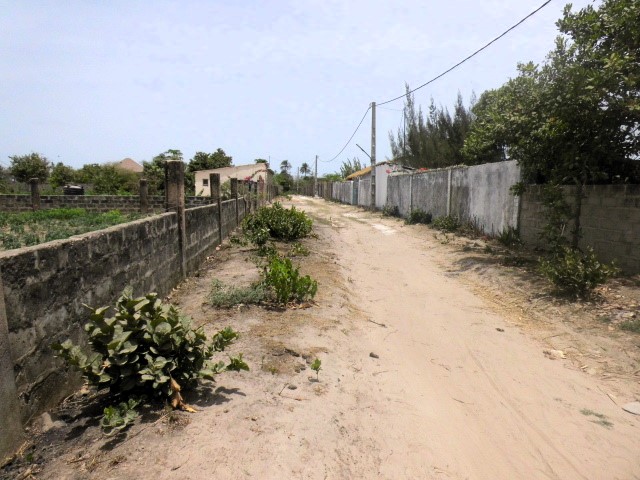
[0,272,24,459]
[139,178,149,214]
[251,183,257,212]
[230,178,239,228]
[210,173,223,246]
[165,161,187,278]
[29,178,40,211]
[446,168,452,216]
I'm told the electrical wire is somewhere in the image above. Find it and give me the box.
[321,105,371,163]
[377,0,551,106]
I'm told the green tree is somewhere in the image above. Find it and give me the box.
[280,160,291,175]
[274,172,294,192]
[300,162,311,178]
[142,149,183,196]
[464,0,640,248]
[339,157,363,178]
[49,162,77,188]
[255,158,268,165]
[76,163,139,195]
[9,153,51,183]
[389,87,476,169]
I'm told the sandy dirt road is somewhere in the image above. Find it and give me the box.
[16,195,639,480]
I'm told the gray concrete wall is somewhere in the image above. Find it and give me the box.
[331,182,353,204]
[2,213,182,425]
[387,175,412,217]
[520,184,640,273]
[411,170,450,218]
[357,178,371,207]
[450,160,521,235]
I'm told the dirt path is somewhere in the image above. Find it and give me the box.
[9,195,639,480]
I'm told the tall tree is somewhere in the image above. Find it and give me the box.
[186,149,233,194]
[9,153,51,182]
[280,160,291,174]
[300,162,311,178]
[339,157,363,178]
[49,162,77,188]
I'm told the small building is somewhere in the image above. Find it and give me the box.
[194,163,272,196]
[346,161,414,209]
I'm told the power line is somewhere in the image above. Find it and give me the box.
[321,105,371,163]
[377,0,551,106]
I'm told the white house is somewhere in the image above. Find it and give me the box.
[194,163,272,196]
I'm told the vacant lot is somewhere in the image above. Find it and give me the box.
[4,196,639,479]
[0,209,144,251]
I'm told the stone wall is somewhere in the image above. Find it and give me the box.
[520,184,640,273]
[1,213,182,426]
[0,194,166,213]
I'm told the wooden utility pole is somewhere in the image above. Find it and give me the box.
[370,101,376,210]
[314,155,318,197]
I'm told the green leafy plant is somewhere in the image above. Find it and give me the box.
[289,242,310,257]
[101,398,141,436]
[310,358,321,379]
[497,227,522,247]
[242,202,312,244]
[405,209,432,225]
[52,289,247,433]
[263,256,317,304]
[538,246,617,297]
[382,205,400,218]
[209,279,266,307]
[432,215,460,232]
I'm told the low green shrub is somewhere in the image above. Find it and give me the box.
[620,319,640,333]
[101,398,140,436]
[52,289,248,433]
[538,246,617,297]
[432,215,460,232]
[289,242,310,257]
[263,256,317,304]
[405,209,432,225]
[497,227,522,247]
[242,202,312,243]
[209,279,266,307]
[382,205,400,218]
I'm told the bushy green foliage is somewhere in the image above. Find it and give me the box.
[52,290,248,432]
[0,209,143,250]
[263,256,317,304]
[405,209,432,225]
[538,246,617,297]
[101,398,140,436]
[381,205,400,218]
[209,279,266,307]
[432,215,460,232]
[497,227,522,247]
[242,202,312,244]
[9,152,51,182]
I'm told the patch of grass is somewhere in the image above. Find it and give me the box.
[0,208,144,251]
[619,318,640,333]
[432,215,460,232]
[209,279,266,307]
[382,205,400,218]
[497,227,522,247]
[580,409,613,428]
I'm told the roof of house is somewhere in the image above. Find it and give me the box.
[117,158,143,173]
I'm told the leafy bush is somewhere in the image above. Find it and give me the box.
[263,256,317,304]
[538,246,617,297]
[52,289,248,432]
[101,398,140,435]
[209,279,266,307]
[242,202,312,243]
[497,227,522,247]
[432,215,460,232]
[405,209,432,225]
[382,205,400,217]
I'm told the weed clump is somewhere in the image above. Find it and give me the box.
[405,209,432,225]
[209,279,266,307]
[263,256,317,304]
[242,202,312,244]
[432,215,460,232]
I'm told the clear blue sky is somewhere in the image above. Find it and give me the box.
[0,0,595,176]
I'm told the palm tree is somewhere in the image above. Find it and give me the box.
[280,160,291,174]
[300,162,311,178]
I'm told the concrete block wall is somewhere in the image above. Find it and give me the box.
[387,175,411,216]
[357,178,371,207]
[0,194,166,213]
[411,170,450,218]
[0,213,182,428]
[520,184,640,273]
